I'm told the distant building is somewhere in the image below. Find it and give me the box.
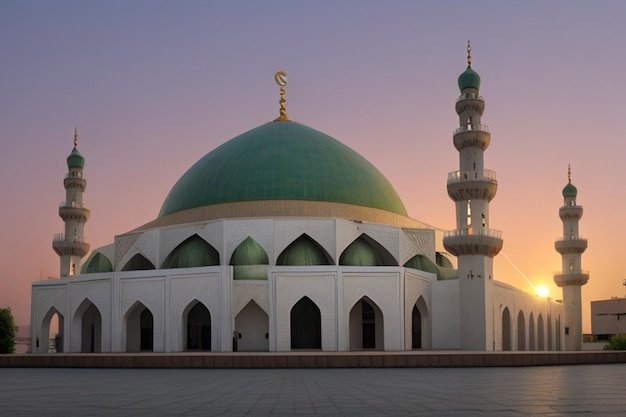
[591,298,626,340]
[31,46,566,353]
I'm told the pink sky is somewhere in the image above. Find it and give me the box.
[1,1,624,333]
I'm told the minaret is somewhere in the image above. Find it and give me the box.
[443,42,503,350]
[553,166,588,350]
[52,128,90,277]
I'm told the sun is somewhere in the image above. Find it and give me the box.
[535,285,550,298]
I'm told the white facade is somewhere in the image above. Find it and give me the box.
[32,57,565,353]
[32,216,563,353]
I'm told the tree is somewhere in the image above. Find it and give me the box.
[0,307,16,354]
[603,334,626,351]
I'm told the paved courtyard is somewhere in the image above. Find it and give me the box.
[1,364,625,416]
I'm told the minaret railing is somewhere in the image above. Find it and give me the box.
[447,169,497,184]
[453,124,490,135]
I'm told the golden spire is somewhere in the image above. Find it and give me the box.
[467,40,472,67]
[274,71,290,121]
[73,127,78,148]
[568,164,572,184]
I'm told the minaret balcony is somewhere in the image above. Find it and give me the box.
[58,202,90,221]
[52,233,90,257]
[443,228,503,257]
[453,125,490,151]
[447,169,497,201]
[63,175,86,191]
[455,93,485,114]
[555,236,587,254]
[553,271,589,287]
[559,204,583,220]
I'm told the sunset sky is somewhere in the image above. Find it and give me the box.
[1,1,624,333]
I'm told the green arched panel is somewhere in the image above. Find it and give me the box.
[162,235,219,269]
[230,236,269,280]
[276,234,333,266]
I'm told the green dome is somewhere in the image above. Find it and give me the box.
[158,121,407,218]
[562,182,578,197]
[458,66,481,92]
[67,147,85,169]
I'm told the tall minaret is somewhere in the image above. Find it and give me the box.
[52,128,90,277]
[443,42,503,350]
[553,166,588,350]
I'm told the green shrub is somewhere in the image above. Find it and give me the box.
[603,334,626,350]
[0,307,16,354]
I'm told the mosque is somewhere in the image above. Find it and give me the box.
[31,46,587,353]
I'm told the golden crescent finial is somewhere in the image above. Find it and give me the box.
[568,164,571,184]
[273,71,290,121]
[467,40,472,67]
[74,127,78,148]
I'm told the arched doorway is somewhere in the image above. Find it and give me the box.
[125,302,153,352]
[349,297,384,351]
[501,307,512,351]
[547,314,553,350]
[517,311,525,351]
[411,297,428,349]
[529,313,536,351]
[74,300,102,353]
[41,308,64,353]
[235,300,269,351]
[290,297,321,350]
[184,302,211,351]
[537,314,545,350]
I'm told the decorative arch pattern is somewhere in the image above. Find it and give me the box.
[183,300,211,351]
[81,252,113,274]
[277,234,333,266]
[339,234,397,266]
[230,236,269,280]
[121,253,155,271]
[162,234,219,269]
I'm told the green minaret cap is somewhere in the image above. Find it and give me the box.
[66,128,85,169]
[458,41,481,92]
[562,164,577,197]
[458,66,481,92]
[67,147,85,169]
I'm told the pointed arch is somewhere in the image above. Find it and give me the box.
[277,234,333,266]
[339,234,397,266]
[502,307,512,351]
[40,307,64,353]
[412,296,429,349]
[529,313,536,351]
[81,252,113,274]
[230,237,269,280]
[122,253,155,271]
[183,300,211,351]
[349,296,384,351]
[73,298,102,353]
[517,311,526,351]
[404,254,441,277]
[235,300,269,351]
[537,314,545,350]
[162,234,219,269]
[435,252,454,268]
[547,314,553,350]
[290,296,321,349]
[125,302,153,352]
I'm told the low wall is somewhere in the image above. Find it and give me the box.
[1,351,625,368]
